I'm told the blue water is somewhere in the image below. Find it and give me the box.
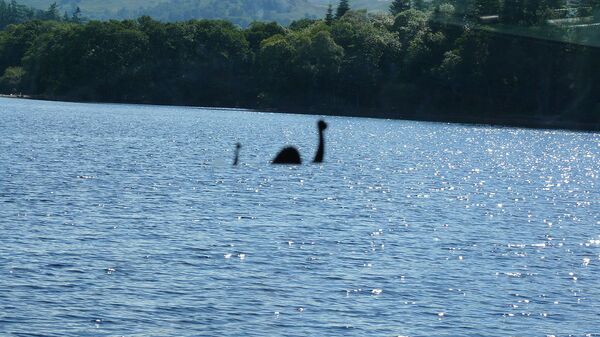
[1,97,599,337]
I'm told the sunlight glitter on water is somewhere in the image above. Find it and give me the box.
[0,98,599,337]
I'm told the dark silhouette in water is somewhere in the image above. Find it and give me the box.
[233,143,241,166]
[272,146,301,164]
[272,120,328,165]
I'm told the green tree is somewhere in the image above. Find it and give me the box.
[8,0,18,19]
[0,0,37,29]
[258,34,295,101]
[336,0,350,19]
[325,4,334,25]
[42,2,60,21]
[23,20,151,98]
[0,20,57,73]
[0,65,24,92]
[331,11,401,108]
[431,3,456,26]
[392,8,446,76]
[71,6,82,23]
[390,0,411,15]
[245,21,285,52]
[258,25,343,107]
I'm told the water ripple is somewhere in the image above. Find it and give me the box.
[0,98,599,336]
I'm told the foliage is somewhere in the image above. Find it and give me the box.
[0,65,23,91]
[0,4,598,127]
[336,0,350,19]
[0,0,80,29]
[325,4,333,25]
[390,0,411,15]
[245,21,286,52]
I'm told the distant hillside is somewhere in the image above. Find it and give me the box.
[17,0,393,25]
[137,0,322,26]
[309,0,392,12]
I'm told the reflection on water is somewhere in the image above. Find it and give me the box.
[0,98,599,336]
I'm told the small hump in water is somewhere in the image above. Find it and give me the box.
[272,146,302,164]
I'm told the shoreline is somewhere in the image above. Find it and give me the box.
[2,94,598,133]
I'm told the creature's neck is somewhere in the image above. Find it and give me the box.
[313,130,325,163]
[233,149,240,166]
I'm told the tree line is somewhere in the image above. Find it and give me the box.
[115,0,322,27]
[0,0,83,29]
[0,0,598,129]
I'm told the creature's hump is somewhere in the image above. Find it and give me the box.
[272,146,302,164]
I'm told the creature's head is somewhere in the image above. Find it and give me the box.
[318,120,328,131]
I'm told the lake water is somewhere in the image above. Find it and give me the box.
[0,97,599,337]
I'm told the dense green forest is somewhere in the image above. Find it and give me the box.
[0,0,599,129]
[0,0,82,29]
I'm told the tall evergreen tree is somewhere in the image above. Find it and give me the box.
[336,0,350,19]
[390,0,411,15]
[8,0,18,19]
[43,2,60,21]
[0,0,42,28]
[325,4,334,25]
[71,6,82,23]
